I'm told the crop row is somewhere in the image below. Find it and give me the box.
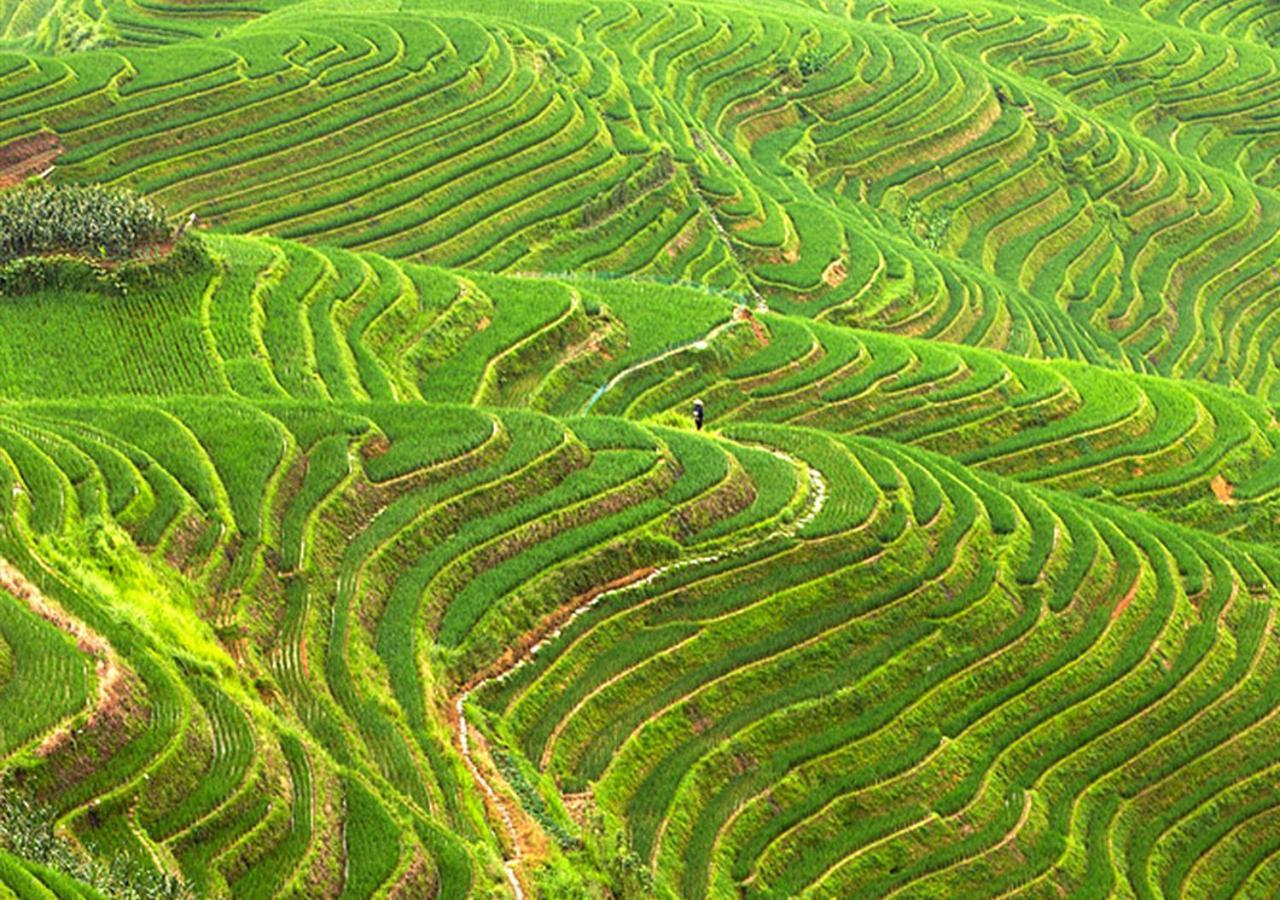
[0,393,823,896]
[477,420,1280,897]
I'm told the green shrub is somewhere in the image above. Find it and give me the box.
[0,233,207,298]
[0,183,169,264]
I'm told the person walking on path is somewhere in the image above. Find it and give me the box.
[693,398,705,431]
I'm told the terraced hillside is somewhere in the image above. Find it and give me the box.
[3,0,1280,897]
[0,234,1277,897]
[11,0,1280,389]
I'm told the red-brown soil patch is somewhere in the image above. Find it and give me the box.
[823,257,848,288]
[734,305,770,346]
[0,132,64,188]
[561,792,594,829]
[687,703,714,735]
[1210,474,1234,504]
[360,434,390,461]
[1111,572,1142,621]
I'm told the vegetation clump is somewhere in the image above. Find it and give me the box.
[0,183,169,264]
[492,749,581,850]
[794,49,830,78]
[0,231,208,297]
[0,784,190,898]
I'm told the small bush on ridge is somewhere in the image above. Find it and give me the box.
[0,183,169,263]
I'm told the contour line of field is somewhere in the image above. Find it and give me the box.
[451,452,826,895]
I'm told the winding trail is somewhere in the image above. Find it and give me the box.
[450,448,828,895]
[579,315,743,414]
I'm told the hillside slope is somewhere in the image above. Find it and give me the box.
[6,0,1280,392]
[0,236,1277,897]
[2,0,1280,897]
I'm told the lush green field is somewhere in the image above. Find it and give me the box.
[3,0,1280,897]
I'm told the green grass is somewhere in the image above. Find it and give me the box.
[0,590,93,757]
[0,0,1279,896]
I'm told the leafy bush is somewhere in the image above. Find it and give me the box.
[0,183,169,264]
[0,233,208,297]
[795,50,831,78]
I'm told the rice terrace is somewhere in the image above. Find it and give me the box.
[5,0,1280,896]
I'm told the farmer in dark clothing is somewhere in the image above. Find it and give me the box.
[693,399,705,431]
